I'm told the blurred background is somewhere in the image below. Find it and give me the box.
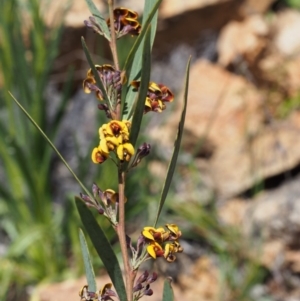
[1,0,300,300]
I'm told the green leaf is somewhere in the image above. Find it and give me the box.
[9,92,91,198]
[79,229,97,292]
[154,57,191,227]
[81,37,110,105]
[75,198,126,301]
[162,278,174,301]
[85,0,111,40]
[128,26,152,148]
[122,0,161,120]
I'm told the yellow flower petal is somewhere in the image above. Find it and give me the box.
[165,224,181,239]
[83,77,96,94]
[146,242,163,259]
[148,81,161,93]
[91,147,108,164]
[99,283,112,296]
[147,244,157,259]
[104,189,117,204]
[99,139,110,154]
[117,143,134,161]
[142,229,155,240]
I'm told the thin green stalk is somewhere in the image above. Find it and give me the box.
[9,92,91,199]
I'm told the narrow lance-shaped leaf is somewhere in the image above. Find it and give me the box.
[128,26,152,148]
[162,278,174,301]
[81,37,110,105]
[154,57,191,227]
[9,92,91,198]
[85,0,111,40]
[122,0,161,120]
[75,198,127,301]
[122,0,161,72]
[79,229,97,292]
[143,0,159,46]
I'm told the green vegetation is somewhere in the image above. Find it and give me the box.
[0,0,81,299]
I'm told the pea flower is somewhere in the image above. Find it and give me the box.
[83,64,122,105]
[146,241,164,259]
[141,224,183,262]
[165,223,182,240]
[164,241,184,263]
[91,146,109,164]
[131,81,174,114]
[80,184,123,225]
[142,226,170,243]
[79,283,117,301]
[107,7,141,38]
[92,120,135,164]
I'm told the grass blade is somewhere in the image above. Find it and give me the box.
[129,26,151,148]
[85,0,111,40]
[79,229,97,292]
[9,92,91,198]
[154,57,191,226]
[162,278,174,301]
[75,198,126,301]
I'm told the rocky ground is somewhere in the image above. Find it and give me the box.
[36,0,300,300]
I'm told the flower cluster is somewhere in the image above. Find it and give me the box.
[133,271,157,301]
[79,283,117,301]
[131,81,174,114]
[80,184,122,225]
[107,7,141,37]
[91,120,134,164]
[142,224,183,262]
[84,7,141,38]
[83,64,122,105]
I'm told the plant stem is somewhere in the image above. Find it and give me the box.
[108,0,119,71]
[117,170,133,301]
[107,3,132,300]
[107,0,121,120]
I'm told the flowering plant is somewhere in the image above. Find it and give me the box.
[11,0,190,300]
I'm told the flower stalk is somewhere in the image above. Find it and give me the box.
[79,1,187,301]
[108,0,120,72]
[117,170,133,301]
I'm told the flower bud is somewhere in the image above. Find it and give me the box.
[130,143,151,167]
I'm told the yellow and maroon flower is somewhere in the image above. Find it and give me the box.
[164,241,183,263]
[83,64,122,106]
[165,223,182,240]
[79,285,98,301]
[107,7,141,38]
[99,120,130,143]
[142,226,170,243]
[117,142,135,162]
[141,224,183,262]
[146,241,164,259]
[92,120,134,164]
[91,146,109,164]
[131,80,174,114]
[99,283,117,300]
